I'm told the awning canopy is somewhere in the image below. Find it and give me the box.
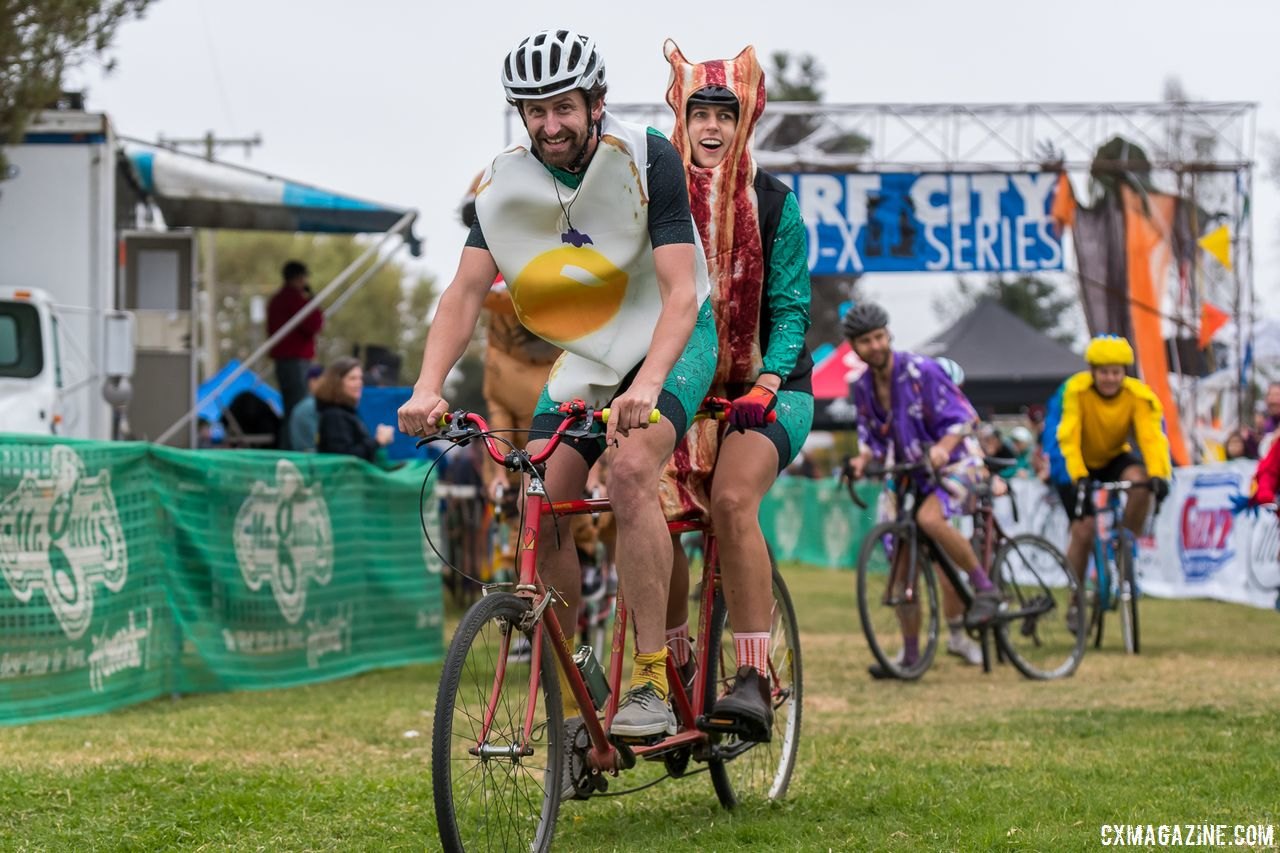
[122,142,421,255]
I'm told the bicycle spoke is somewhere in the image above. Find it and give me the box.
[995,534,1084,680]
[433,593,560,853]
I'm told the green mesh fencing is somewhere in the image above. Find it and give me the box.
[0,437,442,726]
[759,477,882,568]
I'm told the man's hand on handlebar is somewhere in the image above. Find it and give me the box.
[605,380,662,444]
[927,444,952,471]
[397,387,449,438]
[1149,476,1170,504]
[843,453,871,483]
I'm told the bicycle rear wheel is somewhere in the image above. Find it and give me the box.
[705,555,802,809]
[1115,531,1140,654]
[992,533,1085,679]
[432,592,563,853]
[856,521,938,680]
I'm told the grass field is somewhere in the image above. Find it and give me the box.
[2,564,1278,851]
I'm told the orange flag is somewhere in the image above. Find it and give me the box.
[1198,302,1229,349]
[1049,172,1076,234]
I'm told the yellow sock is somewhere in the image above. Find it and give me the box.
[629,649,669,700]
[558,664,578,718]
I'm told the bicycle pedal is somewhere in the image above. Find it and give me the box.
[695,713,772,743]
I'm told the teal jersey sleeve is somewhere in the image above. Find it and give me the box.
[761,191,811,380]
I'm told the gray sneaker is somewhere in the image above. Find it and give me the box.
[946,633,983,666]
[560,717,589,801]
[609,685,676,739]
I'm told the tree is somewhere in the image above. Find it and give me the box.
[212,231,436,383]
[932,274,1079,346]
[760,51,869,156]
[1,1,151,172]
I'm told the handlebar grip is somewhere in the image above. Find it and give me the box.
[599,408,662,425]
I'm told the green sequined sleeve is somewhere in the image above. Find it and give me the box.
[761,191,811,380]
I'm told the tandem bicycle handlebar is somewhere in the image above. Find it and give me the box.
[421,396,772,473]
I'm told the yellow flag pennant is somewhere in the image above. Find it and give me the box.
[1197,225,1232,271]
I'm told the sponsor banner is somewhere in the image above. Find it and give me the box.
[0,438,443,726]
[776,172,1065,275]
[1137,462,1275,610]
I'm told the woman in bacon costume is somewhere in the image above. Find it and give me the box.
[660,41,813,739]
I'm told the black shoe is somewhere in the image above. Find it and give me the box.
[867,662,895,680]
[698,666,772,742]
[867,650,917,680]
[964,589,1002,628]
[1066,602,1082,637]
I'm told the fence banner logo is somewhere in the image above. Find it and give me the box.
[0,445,127,639]
[776,172,1064,275]
[1178,472,1239,583]
[88,607,153,692]
[233,459,334,624]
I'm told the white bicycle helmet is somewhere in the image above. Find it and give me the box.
[935,356,966,387]
[502,29,606,101]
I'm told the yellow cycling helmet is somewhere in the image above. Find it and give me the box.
[1085,334,1135,367]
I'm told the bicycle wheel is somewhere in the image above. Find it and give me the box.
[1087,556,1105,650]
[1115,531,1140,654]
[432,592,563,853]
[992,533,1085,680]
[705,556,802,809]
[856,521,939,680]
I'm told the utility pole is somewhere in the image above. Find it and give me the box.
[156,131,262,379]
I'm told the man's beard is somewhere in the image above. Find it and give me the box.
[866,350,892,372]
[534,129,587,169]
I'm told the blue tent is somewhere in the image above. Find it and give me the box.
[197,361,282,441]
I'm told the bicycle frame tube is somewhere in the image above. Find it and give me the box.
[1089,493,1123,611]
[891,475,973,611]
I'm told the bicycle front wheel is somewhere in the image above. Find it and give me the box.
[1115,531,1140,654]
[432,592,563,853]
[706,557,803,809]
[992,533,1085,680]
[856,521,939,680]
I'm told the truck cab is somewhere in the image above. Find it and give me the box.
[0,288,59,434]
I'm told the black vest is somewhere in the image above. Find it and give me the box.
[754,169,814,396]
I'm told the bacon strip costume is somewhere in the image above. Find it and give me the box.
[660,41,814,520]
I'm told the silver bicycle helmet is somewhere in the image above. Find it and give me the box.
[841,302,890,341]
[502,29,606,102]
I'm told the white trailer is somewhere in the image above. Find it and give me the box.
[0,110,144,440]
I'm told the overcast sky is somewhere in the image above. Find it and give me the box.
[70,0,1280,349]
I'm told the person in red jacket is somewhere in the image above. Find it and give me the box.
[1250,437,1280,507]
[267,259,324,443]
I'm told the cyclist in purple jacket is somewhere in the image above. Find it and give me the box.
[842,303,1000,676]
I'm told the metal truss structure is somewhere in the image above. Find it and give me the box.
[591,100,1255,176]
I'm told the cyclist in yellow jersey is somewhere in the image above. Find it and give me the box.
[1054,334,1172,631]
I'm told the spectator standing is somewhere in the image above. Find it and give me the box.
[1007,425,1036,477]
[1224,430,1254,461]
[287,364,326,452]
[316,357,394,464]
[267,260,324,432]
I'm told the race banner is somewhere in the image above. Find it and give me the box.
[0,438,443,725]
[776,172,1066,275]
